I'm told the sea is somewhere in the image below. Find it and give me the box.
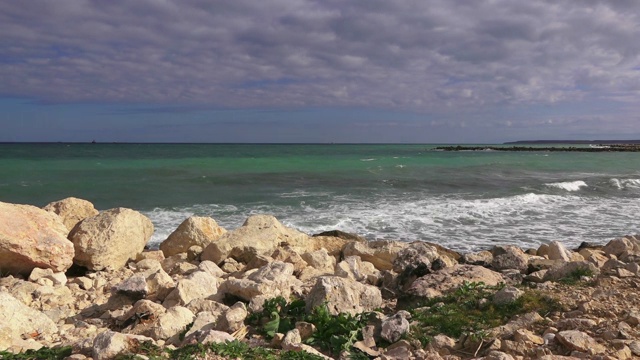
[1,143,639,253]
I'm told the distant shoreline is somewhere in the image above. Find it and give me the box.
[504,140,640,144]
[436,144,640,152]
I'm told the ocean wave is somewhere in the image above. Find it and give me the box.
[360,158,376,161]
[544,181,588,192]
[142,191,640,253]
[610,178,640,190]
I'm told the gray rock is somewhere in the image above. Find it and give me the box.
[115,274,148,299]
[493,286,524,305]
[305,276,382,316]
[380,312,410,343]
[92,331,154,360]
[492,245,529,273]
[406,265,504,299]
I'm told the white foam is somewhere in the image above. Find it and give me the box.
[360,158,376,161]
[545,181,587,192]
[610,178,640,190]
[142,191,640,253]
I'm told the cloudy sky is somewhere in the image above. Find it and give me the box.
[1,1,639,143]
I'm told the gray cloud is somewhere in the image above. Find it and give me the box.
[1,0,639,119]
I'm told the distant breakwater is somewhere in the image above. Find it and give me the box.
[435,144,640,152]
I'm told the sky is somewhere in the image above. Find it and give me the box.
[1,1,640,143]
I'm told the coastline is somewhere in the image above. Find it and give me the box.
[2,197,640,359]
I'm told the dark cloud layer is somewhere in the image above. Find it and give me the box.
[1,1,639,139]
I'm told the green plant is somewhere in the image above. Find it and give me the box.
[558,268,595,285]
[247,296,306,338]
[0,346,72,360]
[408,281,560,343]
[304,304,370,355]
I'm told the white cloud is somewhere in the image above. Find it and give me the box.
[0,0,639,123]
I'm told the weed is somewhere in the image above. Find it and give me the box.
[248,296,371,357]
[558,268,595,285]
[0,346,72,360]
[408,281,560,343]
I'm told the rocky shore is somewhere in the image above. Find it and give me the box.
[1,197,640,359]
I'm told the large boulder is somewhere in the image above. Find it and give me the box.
[0,291,58,351]
[69,208,154,271]
[220,261,302,309]
[200,215,309,265]
[405,265,504,299]
[159,216,226,257]
[492,245,529,273]
[342,240,407,271]
[163,270,219,308]
[305,276,382,316]
[42,197,99,232]
[0,202,74,275]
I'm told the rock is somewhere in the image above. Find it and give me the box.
[301,248,336,272]
[28,268,67,286]
[43,197,99,232]
[543,261,599,282]
[603,237,636,257]
[299,248,336,281]
[493,286,524,305]
[69,208,154,271]
[335,256,379,284]
[281,328,332,359]
[182,311,219,340]
[200,214,309,265]
[197,260,225,278]
[282,329,302,350]
[342,240,406,271]
[629,340,640,356]
[406,265,504,298]
[380,312,410,343]
[556,330,606,354]
[115,274,149,300]
[150,306,194,340]
[305,235,355,258]
[0,291,58,351]
[484,351,515,360]
[312,229,366,242]
[548,241,573,261]
[136,250,165,262]
[220,261,302,308]
[0,202,74,275]
[392,242,441,273]
[92,331,154,360]
[159,216,226,258]
[492,245,529,273]
[295,321,316,341]
[514,329,544,345]
[221,302,247,332]
[271,248,307,274]
[489,312,544,338]
[305,276,382,316]
[182,329,235,346]
[163,270,219,308]
[462,250,493,266]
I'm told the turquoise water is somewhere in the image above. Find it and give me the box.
[1,143,639,251]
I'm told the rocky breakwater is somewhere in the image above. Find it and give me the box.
[1,198,640,359]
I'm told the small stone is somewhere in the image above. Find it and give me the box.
[114,275,148,299]
[629,340,640,356]
[556,330,606,354]
[493,286,524,305]
[514,329,544,345]
[295,322,316,341]
[380,312,410,343]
